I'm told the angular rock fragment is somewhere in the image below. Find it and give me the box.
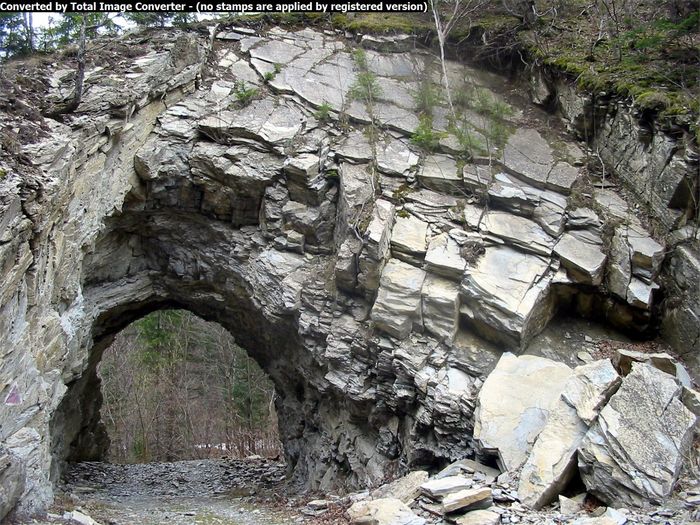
[442,487,493,514]
[479,210,554,256]
[198,98,305,149]
[391,214,428,259]
[461,247,555,346]
[436,459,499,485]
[347,497,426,525]
[370,259,426,339]
[578,363,697,507]
[284,153,325,206]
[357,199,395,297]
[474,353,572,472]
[425,233,466,280]
[420,475,472,499]
[627,227,664,281]
[607,228,632,300]
[518,360,621,508]
[554,233,606,285]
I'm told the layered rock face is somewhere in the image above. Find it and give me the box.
[0,25,697,519]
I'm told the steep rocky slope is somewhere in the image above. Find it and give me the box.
[0,23,697,520]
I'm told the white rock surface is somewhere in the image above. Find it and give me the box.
[420,476,472,499]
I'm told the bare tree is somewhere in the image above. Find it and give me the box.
[429,0,485,117]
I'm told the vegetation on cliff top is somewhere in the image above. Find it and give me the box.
[224,2,698,136]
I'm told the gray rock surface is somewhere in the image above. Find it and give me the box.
[518,360,621,508]
[371,259,426,339]
[578,363,697,507]
[474,353,572,472]
[460,247,555,346]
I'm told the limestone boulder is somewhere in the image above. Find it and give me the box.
[420,475,472,499]
[518,360,621,509]
[578,363,697,507]
[474,353,573,472]
[347,498,426,525]
[370,259,426,339]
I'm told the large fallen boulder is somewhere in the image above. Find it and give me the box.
[518,359,621,508]
[578,363,697,507]
[473,353,572,472]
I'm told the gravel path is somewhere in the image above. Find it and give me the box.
[14,458,303,525]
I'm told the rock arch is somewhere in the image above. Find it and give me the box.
[1,25,695,520]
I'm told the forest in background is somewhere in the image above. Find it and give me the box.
[99,310,282,463]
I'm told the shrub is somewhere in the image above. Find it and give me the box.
[232,80,258,107]
[314,102,333,121]
[410,117,446,151]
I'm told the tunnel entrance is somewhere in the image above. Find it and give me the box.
[98,310,282,464]
[49,309,283,481]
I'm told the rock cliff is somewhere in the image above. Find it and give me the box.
[0,24,697,519]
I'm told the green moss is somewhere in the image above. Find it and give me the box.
[396,209,410,218]
[0,168,6,179]
[332,13,430,34]
[634,91,671,112]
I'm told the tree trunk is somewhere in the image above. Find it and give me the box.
[44,16,86,118]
